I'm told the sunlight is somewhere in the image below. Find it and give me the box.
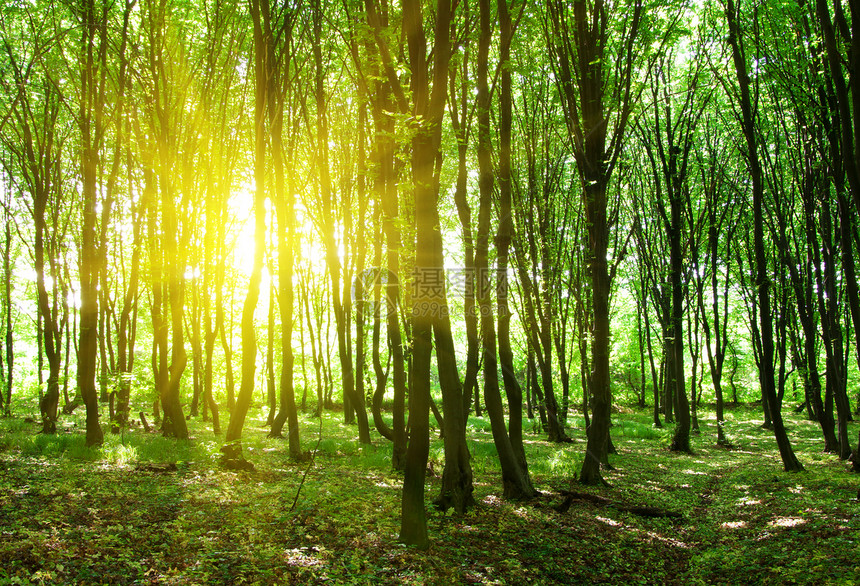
[101,443,139,466]
[228,186,331,278]
[596,516,621,527]
[769,517,806,528]
[226,188,284,321]
[643,531,690,549]
[67,290,81,310]
[512,507,530,519]
[284,548,324,568]
[721,521,747,530]
[227,185,262,275]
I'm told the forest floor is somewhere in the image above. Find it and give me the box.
[0,403,858,585]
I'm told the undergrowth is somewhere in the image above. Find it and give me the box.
[0,404,858,584]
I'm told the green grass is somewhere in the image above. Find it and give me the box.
[0,403,858,584]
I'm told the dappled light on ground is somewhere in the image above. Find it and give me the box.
[596,515,622,527]
[769,517,806,528]
[284,547,325,568]
[0,406,859,584]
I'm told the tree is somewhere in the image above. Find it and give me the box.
[496,0,534,490]
[75,0,134,447]
[722,0,802,471]
[221,0,272,467]
[139,0,196,440]
[353,0,409,465]
[0,13,69,434]
[511,67,574,443]
[0,175,13,415]
[447,11,481,420]
[399,0,455,548]
[695,115,741,446]
[545,0,647,484]
[637,50,709,453]
[814,0,860,218]
[312,0,371,443]
[474,0,535,499]
[254,0,302,460]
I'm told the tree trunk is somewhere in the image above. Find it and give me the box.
[223,0,267,465]
[266,271,276,428]
[433,272,475,513]
[474,0,535,499]
[667,146,690,453]
[313,0,370,442]
[724,0,802,471]
[399,0,454,548]
[496,0,534,485]
[114,170,142,434]
[361,3,410,465]
[270,118,301,456]
[546,0,644,483]
[449,43,481,420]
[814,194,852,458]
[2,189,12,415]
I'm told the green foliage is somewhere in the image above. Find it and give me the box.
[1,405,857,584]
[615,416,669,440]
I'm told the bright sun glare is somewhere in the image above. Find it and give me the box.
[226,186,331,318]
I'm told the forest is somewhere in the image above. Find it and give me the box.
[1,0,860,582]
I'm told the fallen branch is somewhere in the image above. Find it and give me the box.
[134,462,177,474]
[555,490,683,519]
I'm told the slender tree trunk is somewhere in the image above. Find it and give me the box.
[449,41,481,420]
[217,284,235,412]
[354,105,370,440]
[266,271,276,427]
[399,0,454,548]
[368,79,408,466]
[701,172,734,445]
[814,194,852,458]
[815,0,860,217]
[312,0,370,442]
[301,272,322,415]
[473,0,535,499]
[433,275,475,513]
[35,200,62,434]
[725,0,802,471]
[223,0,267,465]
[201,174,222,435]
[546,0,644,483]
[114,170,142,433]
[497,0,534,484]
[667,148,690,453]
[2,189,11,414]
[270,127,301,457]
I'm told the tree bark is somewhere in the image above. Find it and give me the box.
[223,0,268,465]
[313,0,371,443]
[724,0,802,471]
[546,0,644,484]
[399,0,454,548]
